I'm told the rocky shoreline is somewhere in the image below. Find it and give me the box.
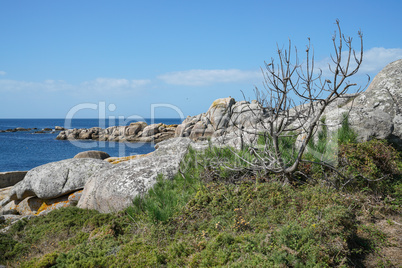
[0,126,65,133]
[56,122,178,143]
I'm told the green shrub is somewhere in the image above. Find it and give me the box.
[337,112,358,144]
[339,139,402,195]
[0,233,17,263]
[257,131,298,167]
[129,147,204,223]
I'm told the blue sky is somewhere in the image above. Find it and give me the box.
[1,0,401,119]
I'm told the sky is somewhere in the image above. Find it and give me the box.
[0,0,402,119]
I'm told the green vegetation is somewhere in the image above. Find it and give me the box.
[1,118,401,267]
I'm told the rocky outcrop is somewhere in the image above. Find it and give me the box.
[105,152,154,164]
[56,122,178,143]
[0,127,38,133]
[74,150,111,160]
[0,138,197,216]
[175,97,265,142]
[322,59,402,147]
[1,159,111,207]
[0,127,65,133]
[0,187,12,204]
[77,137,193,213]
[0,190,83,217]
[0,159,111,218]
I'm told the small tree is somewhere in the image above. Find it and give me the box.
[221,20,368,182]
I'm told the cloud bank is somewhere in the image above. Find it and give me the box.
[81,78,151,93]
[0,78,151,94]
[158,69,260,86]
[359,47,402,73]
[1,47,400,95]
[315,47,402,77]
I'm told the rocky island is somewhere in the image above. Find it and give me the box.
[56,122,178,143]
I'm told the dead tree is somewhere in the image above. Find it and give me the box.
[218,20,367,182]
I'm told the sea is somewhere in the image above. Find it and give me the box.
[0,118,182,172]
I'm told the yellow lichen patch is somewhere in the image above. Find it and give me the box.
[15,197,44,215]
[210,97,234,109]
[36,201,50,215]
[35,200,70,215]
[35,194,73,215]
[105,152,154,164]
[67,190,83,201]
[161,124,178,128]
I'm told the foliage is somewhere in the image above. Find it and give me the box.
[128,146,204,223]
[339,139,402,195]
[337,112,358,144]
[257,131,298,168]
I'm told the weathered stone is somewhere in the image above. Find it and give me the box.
[55,126,65,131]
[206,97,235,130]
[15,196,43,215]
[345,59,402,146]
[189,121,207,140]
[74,150,111,160]
[230,100,265,128]
[126,122,147,136]
[1,159,111,207]
[141,123,162,137]
[0,190,84,216]
[56,131,67,140]
[78,137,192,213]
[78,129,93,139]
[0,187,13,202]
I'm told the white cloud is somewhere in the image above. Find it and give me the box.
[0,79,70,92]
[81,78,151,93]
[359,47,402,73]
[158,69,260,86]
[0,71,6,76]
[314,47,402,78]
[0,77,151,94]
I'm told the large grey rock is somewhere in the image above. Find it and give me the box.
[206,97,235,130]
[323,59,402,146]
[77,137,192,213]
[141,123,162,137]
[229,100,265,128]
[347,59,402,116]
[2,158,111,205]
[74,150,111,160]
[126,122,147,136]
[0,187,12,202]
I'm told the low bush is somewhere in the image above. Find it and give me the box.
[339,139,402,196]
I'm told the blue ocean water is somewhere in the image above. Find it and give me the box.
[0,118,182,172]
